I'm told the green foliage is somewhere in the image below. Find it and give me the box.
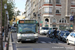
[2,0,15,26]
[16,10,20,16]
[14,10,20,16]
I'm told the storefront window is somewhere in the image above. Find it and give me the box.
[53,25,56,28]
[59,25,66,30]
[59,18,66,23]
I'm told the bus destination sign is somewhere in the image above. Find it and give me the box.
[19,20,36,24]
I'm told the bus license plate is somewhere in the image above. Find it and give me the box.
[26,34,33,36]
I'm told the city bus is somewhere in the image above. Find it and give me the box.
[17,20,38,43]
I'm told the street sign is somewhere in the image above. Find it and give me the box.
[70,16,74,21]
[40,21,43,23]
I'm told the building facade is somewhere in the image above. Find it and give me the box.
[25,0,31,19]
[25,0,75,30]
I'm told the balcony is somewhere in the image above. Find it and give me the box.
[43,12,53,17]
[43,2,53,6]
[56,13,61,15]
[44,2,52,4]
[43,12,52,15]
[65,15,70,18]
[71,3,75,7]
[56,3,61,6]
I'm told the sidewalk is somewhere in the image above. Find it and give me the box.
[3,32,9,50]
[3,31,13,50]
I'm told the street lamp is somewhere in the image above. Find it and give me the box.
[6,11,9,34]
[7,12,9,33]
[4,4,7,9]
[4,4,7,41]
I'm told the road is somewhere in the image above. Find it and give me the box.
[11,32,75,50]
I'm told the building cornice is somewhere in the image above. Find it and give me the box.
[43,14,54,17]
[55,6,62,8]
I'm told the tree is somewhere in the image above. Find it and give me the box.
[16,10,20,16]
[2,0,15,26]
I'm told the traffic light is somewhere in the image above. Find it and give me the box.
[13,18,15,21]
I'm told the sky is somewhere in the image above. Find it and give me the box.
[15,0,26,14]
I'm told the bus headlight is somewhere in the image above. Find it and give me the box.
[34,34,38,36]
[17,33,21,39]
[17,34,21,36]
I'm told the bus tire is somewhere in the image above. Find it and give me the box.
[32,40,37,43]
[21,41,24,43]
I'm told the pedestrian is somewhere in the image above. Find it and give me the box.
[2,26,4,37]
[51,28,58,43]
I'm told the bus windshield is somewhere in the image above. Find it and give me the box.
[18,24,36,33]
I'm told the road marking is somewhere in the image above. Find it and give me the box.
[48,42,51,43]
[12,42,15,43]
[17,42,18,43]
[36,41,39,43]
[40,41,46,43]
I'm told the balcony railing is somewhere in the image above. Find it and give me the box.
[56,13,61,15]
[44,2,52,4]
[43,12,52,14]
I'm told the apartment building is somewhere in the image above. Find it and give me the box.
[25,0,39,20]
[25,0,75,30]
[38,0,75,30]
[31,0,36,19]
[25,0,31,19]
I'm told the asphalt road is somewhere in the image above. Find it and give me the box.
[11,32,75,50]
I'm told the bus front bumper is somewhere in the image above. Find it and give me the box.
[18,36,38,41]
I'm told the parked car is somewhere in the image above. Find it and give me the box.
[66,32,75,45]
[46,28,54,37]
[47,30,51,37]
[47,30,59,38]
[62,32,70,42]
[11,27,17,32]
[39,27,49,35]
[67,29,73,32]
[47,30,54,38]
[57,31,65,40]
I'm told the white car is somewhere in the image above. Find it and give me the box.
[66,32,75,45]
[39,27,49,35]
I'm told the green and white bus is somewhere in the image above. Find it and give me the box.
[17,20,38,43]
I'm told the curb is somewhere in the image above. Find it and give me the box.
[9,33,13,50]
